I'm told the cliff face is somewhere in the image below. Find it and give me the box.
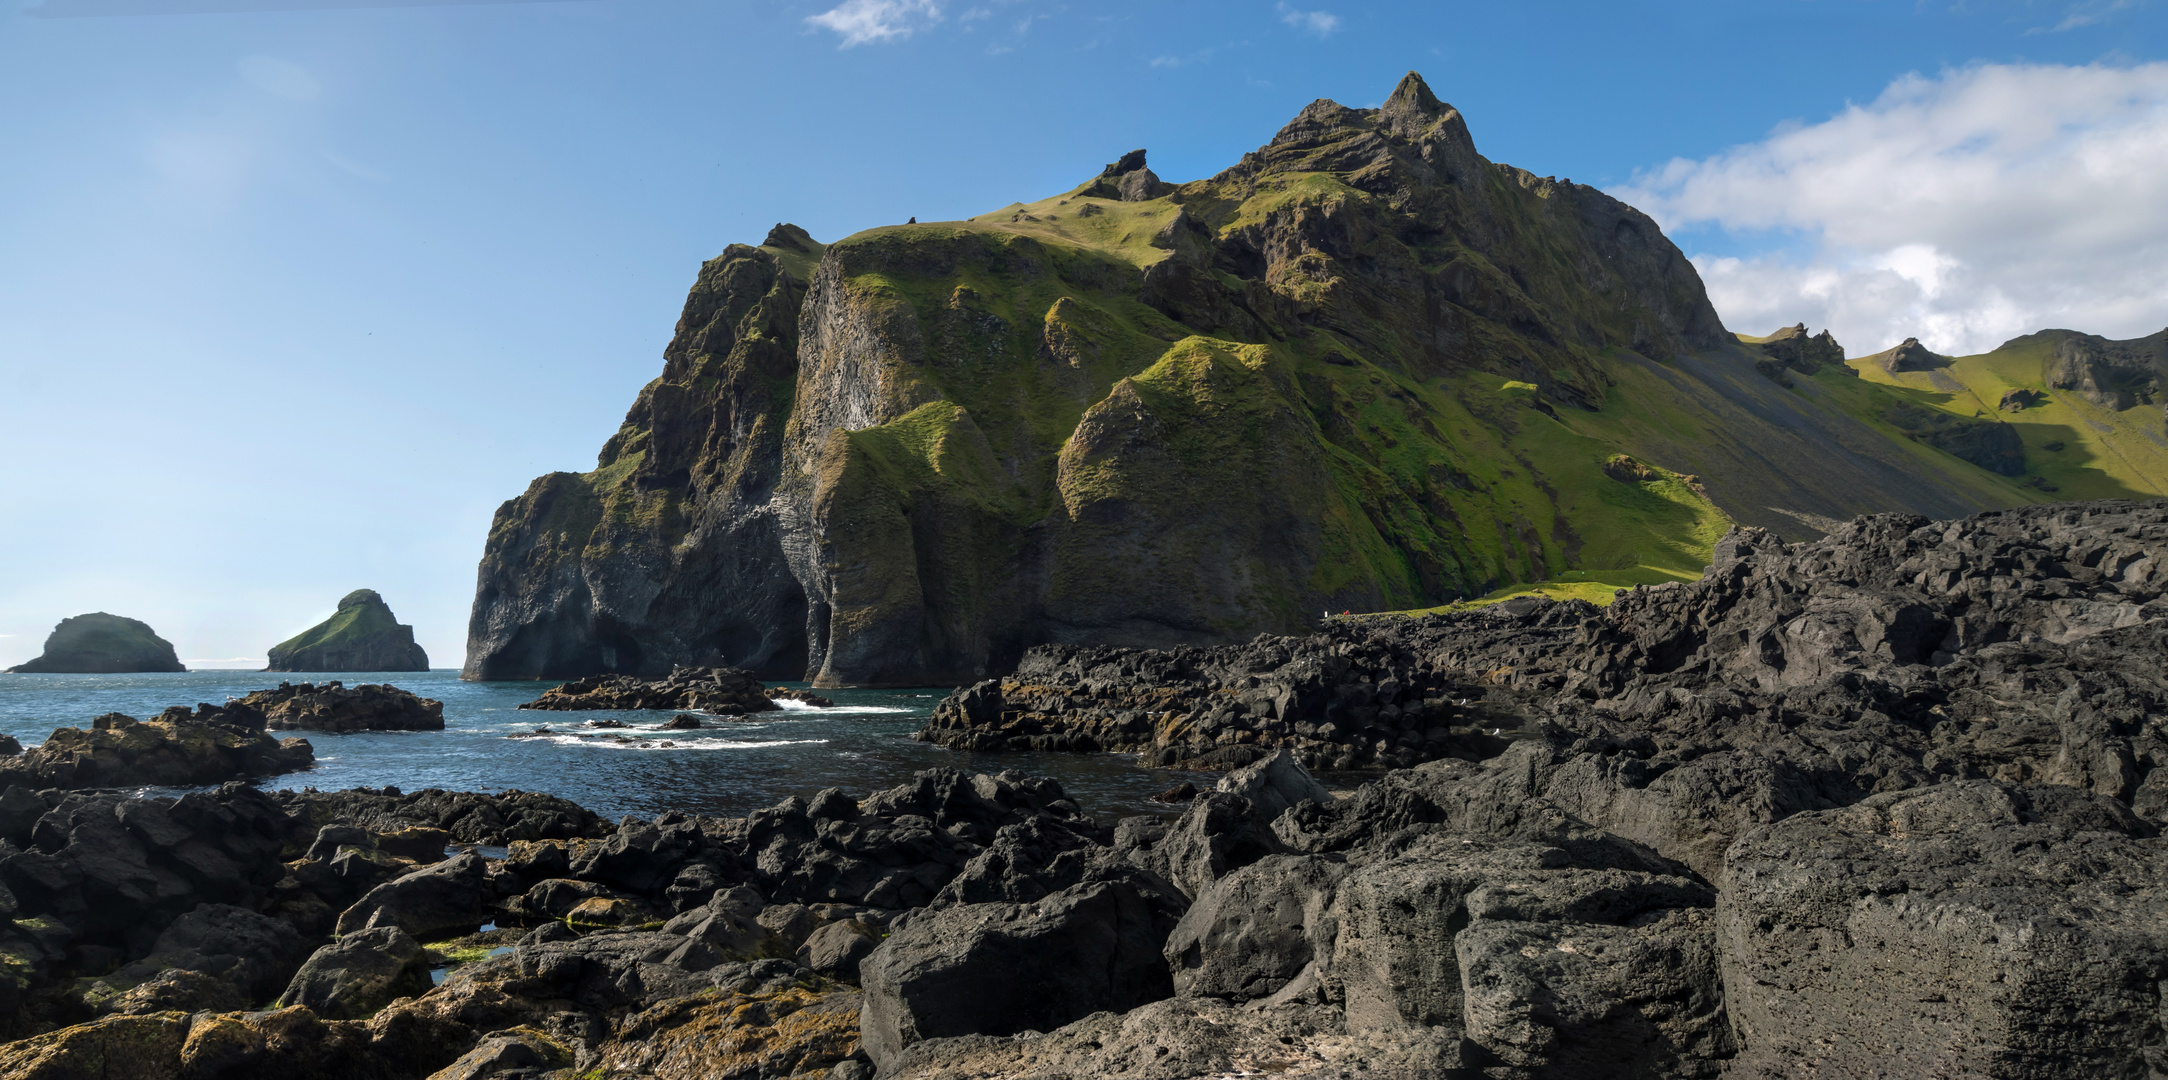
[6,613,184,674]
[265,589,430,673]
[467,72,2113,687]
[464,226,822,680]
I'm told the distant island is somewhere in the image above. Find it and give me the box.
[4,612,186,674]
[265,590,430,672]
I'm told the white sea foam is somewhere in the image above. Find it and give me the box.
[533,735,829,751]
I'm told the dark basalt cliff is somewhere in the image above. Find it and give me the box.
[466,72,2085,687]
[266,590,429,673]
[5,613,184,674]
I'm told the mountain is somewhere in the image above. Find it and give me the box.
[1839,327,2168,498]
[6,613,185,674]
[464,71,2167,687]
[266,589,430,672]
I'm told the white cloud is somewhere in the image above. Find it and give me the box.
[1276,2,1338,36]
[806,0,942,47]
[237,56,319,101]
[1616,62,2168,357]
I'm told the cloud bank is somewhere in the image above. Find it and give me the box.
[1616,62,2168,358]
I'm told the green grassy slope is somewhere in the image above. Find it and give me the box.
[1845,334,2168,501]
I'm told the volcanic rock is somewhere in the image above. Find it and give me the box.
[276,926,432,1020]
[265,589,430,672]
[238,680,444,733]
[1876,335,1947,372]
[2043,326,2167,410]
[518,666,780,714]
[5,613,183,674]
[0,709,312,790]
[1753,322,1848,377]
[858,878,1182,1071]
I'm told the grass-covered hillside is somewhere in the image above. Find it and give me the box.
[268,589,429,673]
[466,71,2168,686]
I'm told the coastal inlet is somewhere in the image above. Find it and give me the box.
[0,671,1212,822]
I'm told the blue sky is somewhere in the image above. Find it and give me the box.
[2,0,2163,670]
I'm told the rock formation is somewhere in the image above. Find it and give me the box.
[4,613,183,674]
[516,666,780,713]
[2038,326,2167,410]
[1748,322,1847,386]
[925,499,2167,795]
[1875,335,1947,373]
[468,71,2054,688]
[240,681,445,733]
[265,590,429,673]
[0,708,312,790]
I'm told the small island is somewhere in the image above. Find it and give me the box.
[4,612,185,673]
[266,589,430,673]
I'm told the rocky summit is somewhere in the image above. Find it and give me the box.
[5,613,184,674]
[461,70,2152,689]
[266,589,430,673]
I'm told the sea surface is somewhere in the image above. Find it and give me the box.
[0,670,1206,823]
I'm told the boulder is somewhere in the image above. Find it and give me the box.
[0,1013,189,1079]
[334,852,496,939]
[107,902,308,1003]
[796,919,879,980]
[264,589,430,672]
[1214,749,1333,823]
[276,926,432,1020]
[104,969,246,1016]
[423,1027,569,1080]
[1721,781,2168,1078]
[858,879,1179,1070]
[4,613,183,674]
[1162,854,1343,1000]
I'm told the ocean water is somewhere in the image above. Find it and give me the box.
[0,670,1204,823]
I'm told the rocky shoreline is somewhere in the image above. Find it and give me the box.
[0,498,2165,1078]
[0,707,313,790]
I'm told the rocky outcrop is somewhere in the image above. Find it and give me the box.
[1875,335,1947,373]
[1750,322,1847,385]
[275,927,433,1019]
[516,666,780,713]
[5,613,183,674]
[239,681,444,733]
[2040,326,2167,410]
[0,709,312,790]
[265,589,430,672]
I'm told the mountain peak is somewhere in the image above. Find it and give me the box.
[1100,149,1148,178]
[1383,70,1443,119]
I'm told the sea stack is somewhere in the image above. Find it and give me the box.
[266,590,430,672]
[4,612,185,673]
